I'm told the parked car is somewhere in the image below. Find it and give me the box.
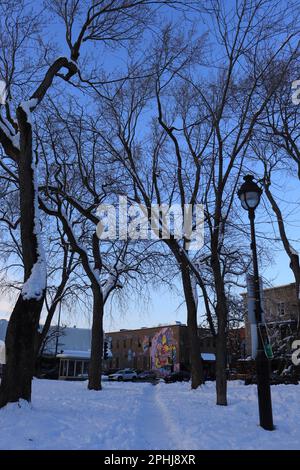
[108,369,137,381]
[164,371,191,383]
[137,371,158,382]
[102,368,119,376]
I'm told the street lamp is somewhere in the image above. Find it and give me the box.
[55,300,62,357]
[238,174,274,431]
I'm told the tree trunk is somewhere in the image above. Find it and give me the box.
[181,265,204,389]
[215,311,227,406]
[0,296,44,407]
[211,253,228,406]
[88,285,104,391]
[0,107,45,408]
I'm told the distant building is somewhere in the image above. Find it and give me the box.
[104,324,216,377]
[1,318,246,380]
[57,350,90,380]
[42,325,92,356]
[242,283,299,356]
[0,320,92,354]
[0,320,93,380]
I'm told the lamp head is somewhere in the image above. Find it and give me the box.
[238,174,262,211]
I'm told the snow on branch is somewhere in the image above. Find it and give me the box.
[102,262,125,303]
[21,256,47,301]
[0,113,20,152]
[289,245,298,257]
[22,161,47,300]
[19,99,38,125]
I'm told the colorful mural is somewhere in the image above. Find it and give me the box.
[150,327,178,374]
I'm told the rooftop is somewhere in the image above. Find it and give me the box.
[106,323,188,335]
[241,282,296,297]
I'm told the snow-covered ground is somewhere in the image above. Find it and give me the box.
[0,379,299,450]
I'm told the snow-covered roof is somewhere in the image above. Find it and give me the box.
[56,350,91,359]
[201,353,216,361]
[1,321,92,357]
[44,326,92,354]
[0,320,91,355]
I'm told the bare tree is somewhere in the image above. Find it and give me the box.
[0,0,186,407]
[250,141,300,327]
[37,102,165,390]
[0,163,80,360]
[92,1,299,406]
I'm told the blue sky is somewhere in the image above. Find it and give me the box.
[0,1,299,332]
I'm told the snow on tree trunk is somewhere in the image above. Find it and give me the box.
[0,103,46,408]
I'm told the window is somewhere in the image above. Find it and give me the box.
[123,339,126,348]
[68,360,75,377]
[75,361,83,376]
[116,340,119,350]
[83,362,89,375]
[277,302,285,316]
[60,360,67,377]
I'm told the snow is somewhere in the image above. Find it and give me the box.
[56,350,91,359]
[289,245,298,257]
[21,257,47,301]
[190,273,198,310]
[21,160,47,301]
[19,99,38,125]
[0,117,20,150]
[0,380,300,450]
[43,325,92,355]
[0,340,5,364]
[11,132,20,149]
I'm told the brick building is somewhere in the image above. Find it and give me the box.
[243,283,299,356]
[104,323,216,375]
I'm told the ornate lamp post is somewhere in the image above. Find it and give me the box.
[238,174,274,431]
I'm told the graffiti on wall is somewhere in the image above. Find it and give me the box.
[150,327,178,374]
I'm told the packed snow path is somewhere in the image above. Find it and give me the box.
[0,379,300,449]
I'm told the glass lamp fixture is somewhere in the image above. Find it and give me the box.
[238,174,262,211]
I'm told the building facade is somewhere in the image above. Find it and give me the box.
[104,324,216,375]
[243,283,299,356]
